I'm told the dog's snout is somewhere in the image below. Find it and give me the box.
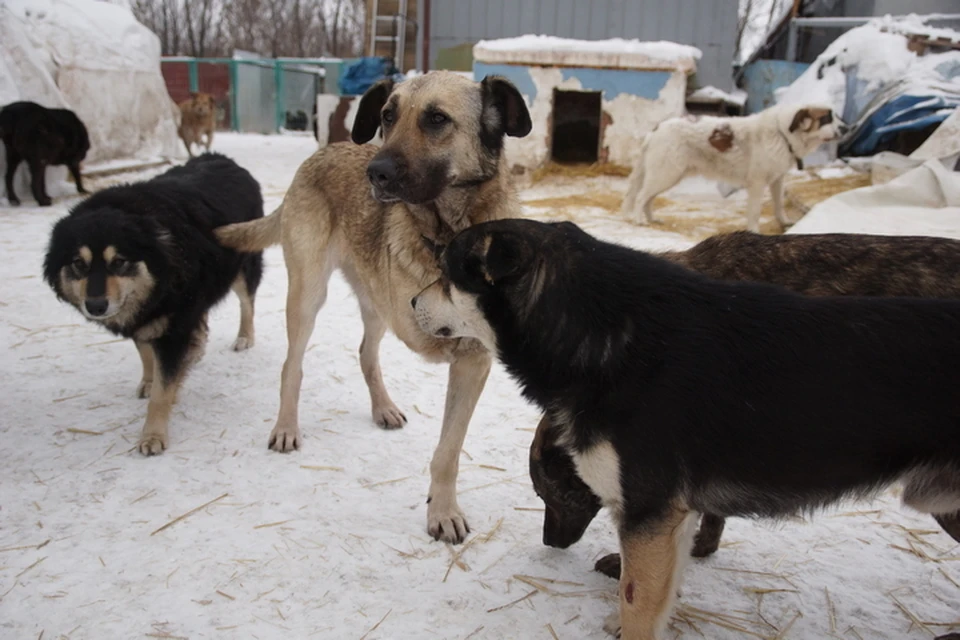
[411,295,418,309]
[366,156,398,189]
[838,123,850,136]
[85,298,109,317]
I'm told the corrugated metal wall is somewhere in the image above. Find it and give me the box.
[429,0,739,90]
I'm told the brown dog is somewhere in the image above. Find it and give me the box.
[528,230,960,578]
[215,71,531,543]
[177,92,217,156]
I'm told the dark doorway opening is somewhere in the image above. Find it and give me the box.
[551,89,601,164]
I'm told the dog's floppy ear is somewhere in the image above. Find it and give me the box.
[789,108,813,133]
[473,231,525,284]
[481,76,532,139]
[352,79,395,144]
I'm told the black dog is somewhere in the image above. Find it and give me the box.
[528,230,960,574]
[44,153,264,455]
[412,219,960,640]
[1,101,90,206]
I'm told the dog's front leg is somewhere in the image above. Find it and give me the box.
[605,507,696,639]
[69,162,88,195]
[135,340,155,399]
[28,159,52,206]
[427,351,491,543]
[138,339,188,456]
[744,184,765,233]
[4,146,22,205]
[770,176,787,229]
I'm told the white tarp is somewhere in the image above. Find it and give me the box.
[0,0,182,202]
[789,159,960,239]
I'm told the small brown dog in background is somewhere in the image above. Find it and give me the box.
[177,92,217,156]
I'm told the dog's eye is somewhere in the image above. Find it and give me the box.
[110,257,128,271]
[71,257,87,273]
[429,112,448,126]
[382,110,395,125]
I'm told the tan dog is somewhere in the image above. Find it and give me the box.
[177,92,217,156]
[621,103,847,232]
[215,71,531,543]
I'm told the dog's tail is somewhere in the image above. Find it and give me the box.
[216,205,283,252]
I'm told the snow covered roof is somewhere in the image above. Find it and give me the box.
[473,35,701,73]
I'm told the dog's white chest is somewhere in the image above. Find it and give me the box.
[572,441,623,511]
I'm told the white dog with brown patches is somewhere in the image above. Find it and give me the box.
[621,103,846,232]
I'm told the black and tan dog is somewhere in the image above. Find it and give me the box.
[529,230,960,577]
[1,101,89,206]
[44,153,263,455]
[412,219,960,639]
[215,71,531,543]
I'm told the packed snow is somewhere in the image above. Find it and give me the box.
[473,36,701,72]
[1,133,958,639]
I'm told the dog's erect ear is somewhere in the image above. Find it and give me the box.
[789,108,813,133]
[352,79,395,144]
[473,232,525,285]
[420,235,446,261]
[481,76,532,139]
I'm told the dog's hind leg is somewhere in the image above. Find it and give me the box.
[28,158,52,206]
[690,513,726,558]
[4,145,22,205]
[427,350,492,543]
[358,299,407,429]
[269,249,335,452]
[231,255,262,351]
[135,340,155,399]
[625,161,684,226]
[606,507,697,640]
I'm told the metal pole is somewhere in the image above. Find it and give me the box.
[188,59,199,93]
[229,60,239,132]
[274,60,285,133]
[786,20,798,62]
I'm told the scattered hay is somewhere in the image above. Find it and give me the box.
[531,161,631,184]
[359,608,391,640]
[486,589,538,613]
[150,492,229,536]
[785,173,871,213]
[524,192,623,213]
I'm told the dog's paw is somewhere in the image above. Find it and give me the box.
[602,612,622,638]
[373,402,407,430]
[232,336,254,351]
[268,424,301,452]
[37,197,53,207]
[138,433,167,456]
[427,502,470,544]
[595,553,622,579]
[136,379,153,399]
[7,195,20,206]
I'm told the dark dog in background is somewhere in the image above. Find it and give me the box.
[413,219,960,639]
[44,153,263,456]
[529,230,960,579]
[1,101,90,206]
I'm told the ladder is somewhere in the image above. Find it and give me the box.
[369,0,410,72]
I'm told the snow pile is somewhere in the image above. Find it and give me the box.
[777,15,960,115]
[1,0,182,201]
[688,85,748,107]
[474,35,701,73]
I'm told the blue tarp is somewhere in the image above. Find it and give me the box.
[337,57,403,96]
[840,58,960,156]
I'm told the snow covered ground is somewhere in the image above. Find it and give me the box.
[1,133,958,640]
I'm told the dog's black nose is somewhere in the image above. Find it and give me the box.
[411,296,418,309]
[85,298,109,316]
[366,156,398,190]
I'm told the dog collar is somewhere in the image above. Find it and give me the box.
[780,132,804,170]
